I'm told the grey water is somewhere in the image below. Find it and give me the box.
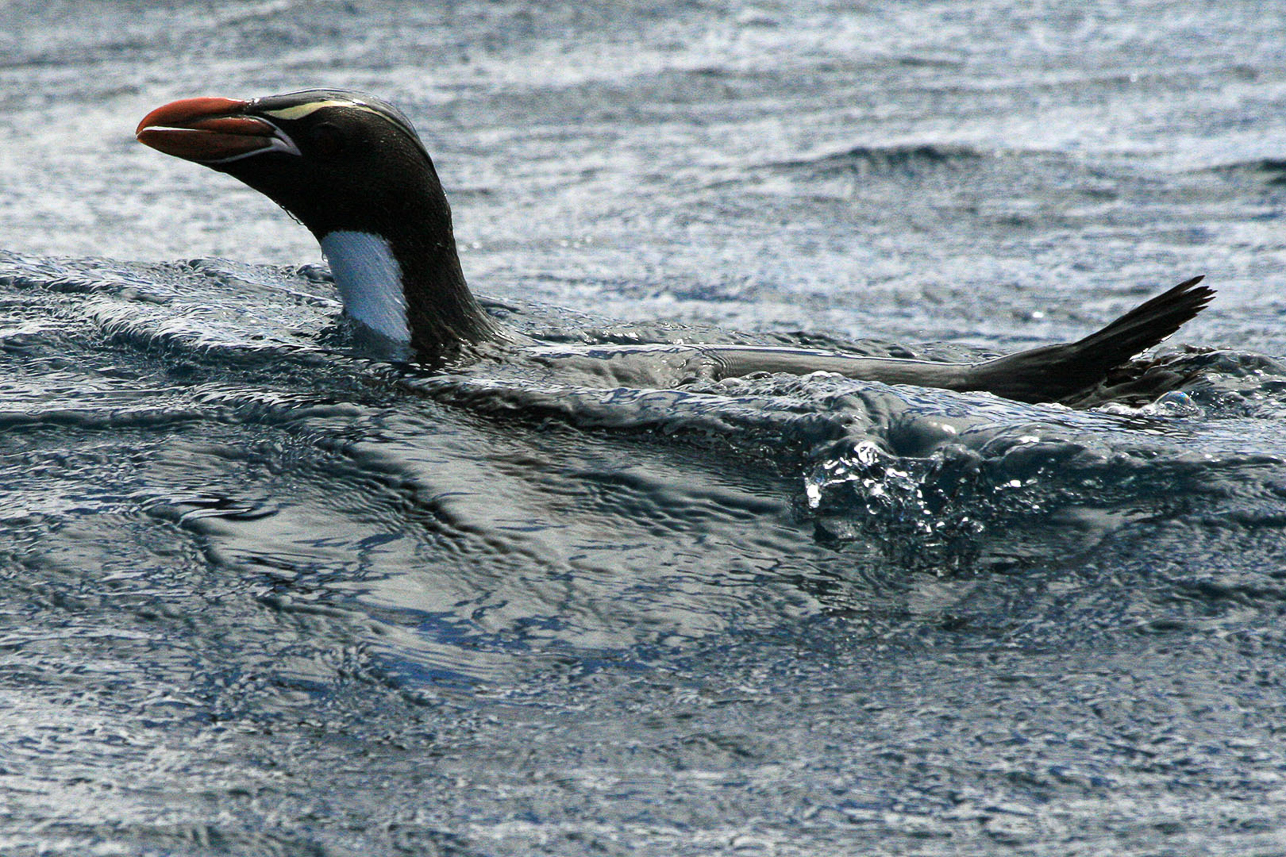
[3,1,1286,854]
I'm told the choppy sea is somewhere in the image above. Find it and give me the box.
[3,2,1286,854]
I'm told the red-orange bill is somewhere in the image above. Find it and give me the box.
[136,97,279,162]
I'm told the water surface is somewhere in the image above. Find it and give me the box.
[3,1,1286,854]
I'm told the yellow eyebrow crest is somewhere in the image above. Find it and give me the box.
[259,100,383,121]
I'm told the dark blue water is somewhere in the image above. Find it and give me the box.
[4,2,1286,854]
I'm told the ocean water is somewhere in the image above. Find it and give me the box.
[3,1,1286,855]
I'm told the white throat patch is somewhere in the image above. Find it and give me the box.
[320,231,410,343]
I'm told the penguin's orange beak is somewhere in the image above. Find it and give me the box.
[136,97,298,163]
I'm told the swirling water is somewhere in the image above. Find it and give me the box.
[4,1,1286,855]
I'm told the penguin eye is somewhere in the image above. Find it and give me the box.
[308,122,345,156]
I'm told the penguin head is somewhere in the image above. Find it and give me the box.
[137,89,452,245]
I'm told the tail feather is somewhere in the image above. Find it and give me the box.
[965,276,1214,403]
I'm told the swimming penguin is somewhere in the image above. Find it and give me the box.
[136,90,1213,404]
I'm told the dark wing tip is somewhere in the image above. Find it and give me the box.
[1080,274,1214,350]
[966,275,1214,404]
[1168,274,1215,312]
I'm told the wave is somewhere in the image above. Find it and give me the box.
[4,251,1285,574]
[768,142,987,178]
[1205,157,1286,184]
